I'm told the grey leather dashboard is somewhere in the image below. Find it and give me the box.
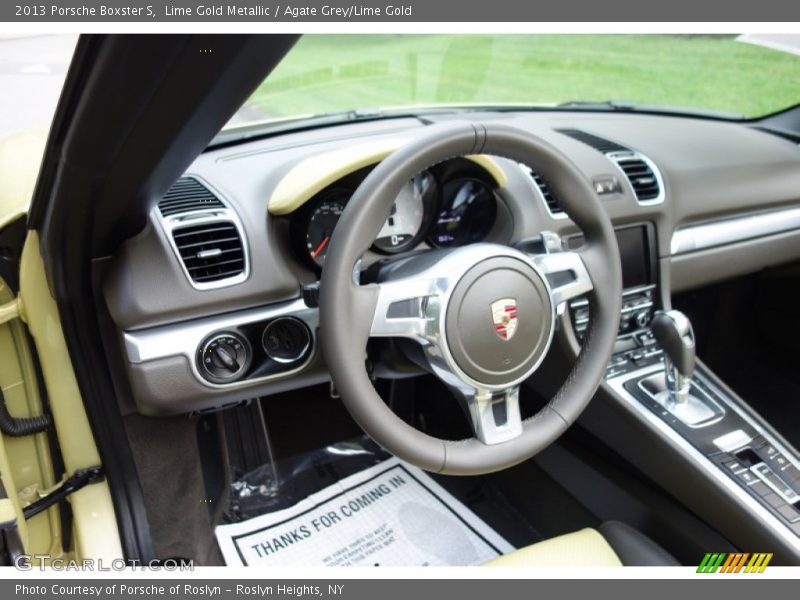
[102,111,800,414]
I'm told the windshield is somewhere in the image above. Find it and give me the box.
[230,34,800,129]
[0,34,77,162]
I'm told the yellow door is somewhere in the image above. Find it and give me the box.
[0,132,121,566]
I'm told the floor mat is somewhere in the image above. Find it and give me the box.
[215,457,513,566]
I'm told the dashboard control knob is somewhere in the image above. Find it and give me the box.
[198,332,251,383]
[635,310,650,329]
[262,317,312,364]
[210,342,239,372]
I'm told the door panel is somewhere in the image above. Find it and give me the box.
[0,276,61,557]
[17,232,122,561]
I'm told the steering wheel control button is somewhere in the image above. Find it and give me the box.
[262,317,312,364]
[445,257,554,387]
[198,332,252,384]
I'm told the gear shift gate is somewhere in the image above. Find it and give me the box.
[637,372,724,427]
[634,309,724,427]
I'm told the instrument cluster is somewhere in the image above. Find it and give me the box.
[290,162,499,269]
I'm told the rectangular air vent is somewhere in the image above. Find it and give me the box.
[614,156,661,203]
[556,128,629,153]
[158,177,225,216]
[556,128,664,205]
[521,164,563,217]
[172,222,245,284]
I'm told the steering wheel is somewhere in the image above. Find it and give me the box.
[319,122,622,475]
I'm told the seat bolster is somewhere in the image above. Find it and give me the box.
[598,521,680,566]
[484,528,623,567]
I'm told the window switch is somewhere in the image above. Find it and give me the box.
[759,444,780,461]
[776,504,800,524]
[723,459,747,474]
[761,493,785,509]
[735,469,759,486]
[750,481,771,498]
[753,463,800,503]
[782,465,800,488]
[769,453,791,470]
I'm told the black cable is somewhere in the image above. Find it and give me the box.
[0,387,52,437]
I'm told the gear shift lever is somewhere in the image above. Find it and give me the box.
[642,310,717,426]
[651,310,695,404]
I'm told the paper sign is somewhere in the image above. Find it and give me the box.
[216,458,513,566]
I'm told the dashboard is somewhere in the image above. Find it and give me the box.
[101,111,800,416]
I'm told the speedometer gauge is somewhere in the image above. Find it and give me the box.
[305,193,347,267]
[373,171,438,254]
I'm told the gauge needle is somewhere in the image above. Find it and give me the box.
[311,235,330,258]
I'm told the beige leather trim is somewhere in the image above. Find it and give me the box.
[268,137,508,216]
[484,528,623,567]
[18,232,122,559]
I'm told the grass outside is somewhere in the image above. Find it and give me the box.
[243,34,800,121]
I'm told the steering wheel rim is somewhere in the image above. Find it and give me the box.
[319,122,622,475]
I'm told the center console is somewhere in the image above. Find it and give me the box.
[567,222,800,557]
[567,223,663,378]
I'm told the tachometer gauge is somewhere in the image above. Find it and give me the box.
[373,171,439,254]
[305,193,347,267]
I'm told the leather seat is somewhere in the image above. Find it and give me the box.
[484,521,679,566]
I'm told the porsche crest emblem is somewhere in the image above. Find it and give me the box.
[490,298,518,341]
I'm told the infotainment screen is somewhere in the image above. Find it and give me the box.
[615,226,650,289]
[566,225,651,290]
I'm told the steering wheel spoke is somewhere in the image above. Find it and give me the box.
[369,277,446,342]
[530,250,593,307]
[458,385,523,445]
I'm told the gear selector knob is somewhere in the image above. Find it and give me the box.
[651,310,695,403]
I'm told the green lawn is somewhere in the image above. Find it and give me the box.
[243,34,800,120]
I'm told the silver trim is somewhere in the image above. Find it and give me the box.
[636,373,725,428]
[607,151,666,206]
[714,430,753,453]
[670,206,800,255]
[123,298,317,390]
[606,364,800,549]
[518,163,568,220]
[367,241,592,445]
[466,387,523,445]
[156,174,250,291]
[368,243,591,394]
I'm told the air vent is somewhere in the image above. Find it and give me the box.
[556,128,664,205]
[159,177,225,216]
[614,156,661,203]
[520,164,563,217]
[172,222,245,284]
[556,128,629,153]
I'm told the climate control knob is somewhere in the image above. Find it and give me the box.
[198,332,251,383]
